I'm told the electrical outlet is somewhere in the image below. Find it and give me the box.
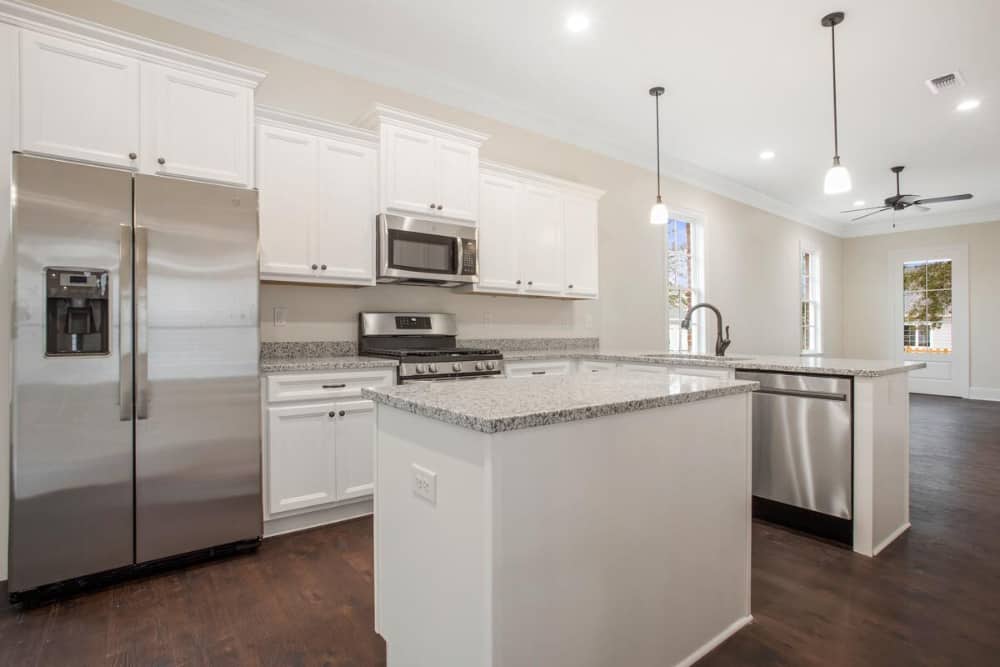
[273,307,288,327]
[411,463,437,505]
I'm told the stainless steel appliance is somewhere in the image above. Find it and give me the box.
[736,370,854,545]
[9,154,261,601]
[359,312,502,382]
[376,213,478,286]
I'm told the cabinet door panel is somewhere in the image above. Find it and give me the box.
[256,124,318,279]
[519,184,564,295]
[316,138,377,284]
[20,31,140,168]
[383,125,436,215]
[144,64,251,185]
[267,403,336,514]
[563,194,600,298]
[477,173,521,292]
[435,137,478,221]
[334,399,376,500]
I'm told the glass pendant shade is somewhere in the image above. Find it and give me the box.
[650,198,669,225]
[823,158,852,194]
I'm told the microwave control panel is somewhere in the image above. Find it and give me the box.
[461,239,477,276]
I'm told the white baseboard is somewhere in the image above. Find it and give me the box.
[969,386,1000,402]
[675,615,753,667]
[263,497,373,538]
[872,522,911,557]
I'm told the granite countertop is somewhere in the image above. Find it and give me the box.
[362,374,759,434]
[260,355,399,374]
[500,350,926,377]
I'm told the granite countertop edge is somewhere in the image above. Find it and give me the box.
[260,356,399,373]
[361,380,759,434]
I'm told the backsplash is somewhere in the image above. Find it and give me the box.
[260,340,356,359]
[458,337,600,352]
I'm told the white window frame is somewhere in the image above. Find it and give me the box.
[665,208,706,354]
[800,242,822,355]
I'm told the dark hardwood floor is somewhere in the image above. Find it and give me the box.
[2,394,998,666]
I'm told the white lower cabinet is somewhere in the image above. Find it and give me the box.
[619,363,671,377]
[505,360,574,378]
[264,368,393,533]
[579,360,617,375]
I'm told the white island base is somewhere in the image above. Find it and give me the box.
[374,391,753,667]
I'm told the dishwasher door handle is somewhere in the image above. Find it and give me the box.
[755,387,847,401]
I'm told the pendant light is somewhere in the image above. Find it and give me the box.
[649,86,669,224]
[822,11,851,194]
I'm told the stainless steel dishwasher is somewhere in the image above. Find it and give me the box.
[736,370,853,545]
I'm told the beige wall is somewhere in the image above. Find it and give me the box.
[842,220,1000,395]
[0,0,845,579]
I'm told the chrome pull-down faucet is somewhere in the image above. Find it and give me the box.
[680,303,731,356]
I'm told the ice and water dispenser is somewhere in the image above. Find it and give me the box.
[45,268,110,356]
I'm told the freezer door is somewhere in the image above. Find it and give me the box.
[9,155,134,592]
[133,174,261,563]
[738,371,853,519]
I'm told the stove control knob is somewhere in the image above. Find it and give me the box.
[474,361,485,371]
[428,364,438,373]
[486,360,497,370]
[452,362,463,372]
[415,364,427,374]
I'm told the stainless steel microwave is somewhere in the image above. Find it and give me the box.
[376,213,478,286]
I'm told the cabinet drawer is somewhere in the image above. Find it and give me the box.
[267,369,395,403]
[505,360,573,378]
[579,360,616,375]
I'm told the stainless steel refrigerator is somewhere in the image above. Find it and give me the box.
[9,154,261,598]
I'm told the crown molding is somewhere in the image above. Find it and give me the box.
[357,103,489,146]
[256,105,377,146]
[839,203,1000,238]
[480,159,605,200]
[0,0,266,86]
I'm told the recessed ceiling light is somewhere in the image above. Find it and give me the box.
[759,150,775,160]
[566,12,590,33]
[956,98,981,112]
[853,200,865,207]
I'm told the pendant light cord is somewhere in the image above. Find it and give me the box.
[830,23,840,160]
[655,92,662,200]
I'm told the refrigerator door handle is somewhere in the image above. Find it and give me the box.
[135,225,149,420]
[119,224,133,421]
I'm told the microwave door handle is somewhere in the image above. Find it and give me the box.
[455,236,464,276]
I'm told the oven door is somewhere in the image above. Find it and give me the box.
[377,214,477,285]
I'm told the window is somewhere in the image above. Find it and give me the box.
[800,246,822,354]
[902,259,952,354]
[666,212,705,353]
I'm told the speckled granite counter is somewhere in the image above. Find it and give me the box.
[362,374,758,433]
[260,340,398,373]
[500,349,925,377]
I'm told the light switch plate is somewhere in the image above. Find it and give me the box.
[411,463,437,505]
[273,306,288,327]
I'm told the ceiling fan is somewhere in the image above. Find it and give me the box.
[841,166,973,222]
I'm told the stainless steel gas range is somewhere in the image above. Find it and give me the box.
[358,312,503,383]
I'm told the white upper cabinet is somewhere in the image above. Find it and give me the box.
[256,106,377,286]
[15,22,263,185]
[477,173,522,293]
[19,31,140,168]
[361,104,488,223]
[316,136,377,283]
[256,123,318,280]
[465,162,603,300]
[142,64,253,186]
[563,193,600,298]
[519,183,565,296]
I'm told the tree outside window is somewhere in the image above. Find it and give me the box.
[666,216,704,353]
[902,259,952,354]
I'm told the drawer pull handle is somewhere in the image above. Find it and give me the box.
[322,383,347,389]
[531,371,546,375]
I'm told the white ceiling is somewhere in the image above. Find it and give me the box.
[117,0,1000,237]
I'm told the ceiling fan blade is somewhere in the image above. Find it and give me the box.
[850,207,891,222]
[913,194,973,205]
[840,205,887,213]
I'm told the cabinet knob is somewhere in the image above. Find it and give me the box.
[516,280,522,285]
[339,410,346,417]
[157,157,166,165]
[321,264,327,270]
[128,152,137,160]
[568,284,574,289]
[436,204,443,210]
[429,203,436,209]
[328,411,335,418]
[528,281,533,286]
[311,264,318,270]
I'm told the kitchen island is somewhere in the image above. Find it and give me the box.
[363,373,758,667]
